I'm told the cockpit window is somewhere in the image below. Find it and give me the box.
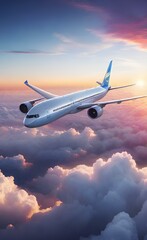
[26,114,39,119]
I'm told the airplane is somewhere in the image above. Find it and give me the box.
[20,60,147,128]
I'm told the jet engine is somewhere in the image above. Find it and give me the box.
[19,97,43,114]
[87,105,103,119]
[19,101,34,114]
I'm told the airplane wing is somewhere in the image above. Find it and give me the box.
[24,80,58,99]
[77,95,147,110]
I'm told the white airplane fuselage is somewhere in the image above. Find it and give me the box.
[24,86,107,128]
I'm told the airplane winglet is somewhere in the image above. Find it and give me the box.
[24,80,29,85]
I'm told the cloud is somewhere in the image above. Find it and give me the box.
[70,1,109,22]
[0,49,64,55]
[0,105,22,127]
[0,155,32,185]
[1,152,147,239]
[0,171,39,229]
[71,1,105,15]
[54,32,112,55]
[81,212,138,240]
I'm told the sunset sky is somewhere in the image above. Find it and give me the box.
[0,1,147,240]
[0,0,147,90]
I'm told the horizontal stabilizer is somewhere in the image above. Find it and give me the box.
[96,81,102,86]
[24,80,58,99]
[109,83,135,90]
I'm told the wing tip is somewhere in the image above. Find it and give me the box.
[24,80,28,85]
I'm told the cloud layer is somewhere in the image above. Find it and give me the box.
[0,92,147,239]
[0,94,147,189]
[0,152,147,239]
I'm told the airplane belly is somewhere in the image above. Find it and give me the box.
[69,108,80,114]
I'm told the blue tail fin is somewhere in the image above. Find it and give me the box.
[101,60,113,88]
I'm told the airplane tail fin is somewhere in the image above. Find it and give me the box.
[101,60,112,88]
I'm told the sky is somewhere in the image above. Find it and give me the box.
[0,0,147,240]
[0,0,147,90]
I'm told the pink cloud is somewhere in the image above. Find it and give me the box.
[72,1,147,49]
[106,19,147,49]
[71,1,107,16]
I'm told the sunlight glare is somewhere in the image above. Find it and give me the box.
[136,80,145,87]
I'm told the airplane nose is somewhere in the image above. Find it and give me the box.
[23,118,32,128]
[23,118,29,127]
[23,117,38,128]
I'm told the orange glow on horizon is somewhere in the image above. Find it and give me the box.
[1,71,146,95]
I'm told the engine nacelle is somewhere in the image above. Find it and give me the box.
[87,105,103,119]
[19,101,33,114]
